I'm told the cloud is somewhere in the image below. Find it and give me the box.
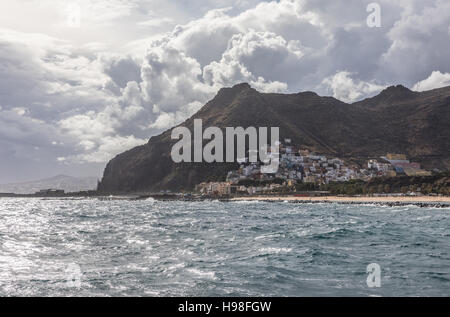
[100,54,142,90]
[140,42,216,112]
[413,71,450,92]
[66,135,146,163]
[0,28,147,174]
[203,30,299,92]
[380,0,450,86]
[1,0,450,182]
[138,17,174,28]
[0,109,64,149]
[322,71,386,103]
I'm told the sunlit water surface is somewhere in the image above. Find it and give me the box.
[0,198,449,296]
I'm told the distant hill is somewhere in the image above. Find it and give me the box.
[0,175,99,194]
[98,83,450,193]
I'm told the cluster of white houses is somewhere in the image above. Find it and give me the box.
[226,140,370,184]
[196,140,431,196]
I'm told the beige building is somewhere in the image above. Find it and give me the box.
[197,182,231,196]
[403,168,431,177]
[387,153,407,161]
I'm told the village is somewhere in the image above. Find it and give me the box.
[196,139,432,196]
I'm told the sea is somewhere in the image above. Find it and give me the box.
[0,198,448,297]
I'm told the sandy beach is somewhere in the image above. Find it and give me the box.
[232,195,450,204]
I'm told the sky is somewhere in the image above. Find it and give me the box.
[0,0,449,183]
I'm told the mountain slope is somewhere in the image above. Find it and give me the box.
[98,83,450,193]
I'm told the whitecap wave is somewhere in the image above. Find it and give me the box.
[186,268,217,280]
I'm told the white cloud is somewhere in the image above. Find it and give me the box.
[65,135,147,163]
[322,71,386,103]
[140,42,216,114]
[203,30,299,92]
[138,17,174,28]
[1,0,450,182]
[413,71,450,92]
[148,112,178,130]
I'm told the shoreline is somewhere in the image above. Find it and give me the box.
[1,193,449,208]
[231,195,450,203]
[230,195,450,208]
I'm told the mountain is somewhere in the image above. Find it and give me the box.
[0,175,99,194]
[98,83,450,193]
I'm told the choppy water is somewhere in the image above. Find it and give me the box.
[0,198,449,297]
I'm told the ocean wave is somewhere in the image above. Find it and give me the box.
[1,198,449,296]
[186,268,217,280]
[231,200,262,204]
[257,247,292,255]
[145,197,157,204]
